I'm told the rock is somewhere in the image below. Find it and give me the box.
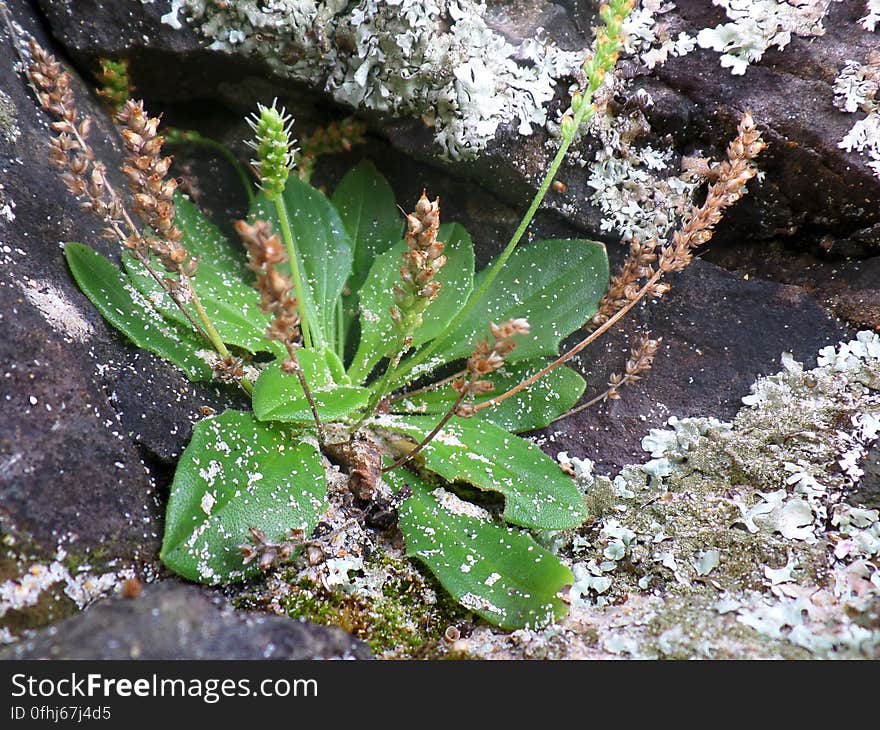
[0,581,370,659]
[33,0,879,261]
[535,258,850,473]
[0,0,238,616]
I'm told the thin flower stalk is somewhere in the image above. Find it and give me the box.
[389,0,634,390]
[555,333,661,420]
[115,99,236,369]
[475,112,766,414]
[246,101,317,349]
[235,219,324,440]
[25,40,218,347]
[362,192,446,422]
[382,318,529,474]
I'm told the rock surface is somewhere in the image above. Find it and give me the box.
[0,0,238,610]
[1,581,370,659]
[536,259,850,472]
[34,0,880,260]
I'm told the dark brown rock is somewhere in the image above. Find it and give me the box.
[0,0,238,579]
[0,581,371,659]
[534,258,850,473]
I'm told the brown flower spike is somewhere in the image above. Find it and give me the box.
[234,219,301,347]
[453,318,531,416]
[117,99,196,277]
[27,40,124,238]
[390,192,447,335]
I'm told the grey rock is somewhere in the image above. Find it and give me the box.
[0,0,239,576]
[534,258,850,473]
[34,0,878,260]
[0,581,371,659]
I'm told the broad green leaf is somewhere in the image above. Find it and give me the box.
[332,160,403,294]
[251,177,353,353]
[161,410,327,583]
[392,360,585,433]
[401,238,608,377]
[123,194,285,358]
[348,223,474,383]
[252,348,370,423]
[386,469,573,630]
[379,415,588,530]
[332,161,404,355]
[64,243,211,381]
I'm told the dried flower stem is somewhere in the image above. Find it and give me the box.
[360,192,446,424]
[22,38,226,360]
[235,218,323,434]
[282,346,325,443]
[382,318,529,474]
[553,333,661,420]
[389,0,634,391]
[381,389,467,474]
[388,368,467,403]
[475,113,765,414]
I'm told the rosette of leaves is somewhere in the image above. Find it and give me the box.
[64,157,608,631]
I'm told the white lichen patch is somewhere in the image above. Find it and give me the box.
[862,0,880,31]
[0,547,138,621]
[452,332,880,659]
[622,0,695,70]
[151,0,583,160]
[696,0,836,75]
[833,51,880,180]
[18,278,95,343]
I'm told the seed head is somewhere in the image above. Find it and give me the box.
[246,99,297,197]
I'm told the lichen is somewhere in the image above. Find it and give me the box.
[450,332,880,659]
[834,51,880,181]
[0,541,143,637]
[696,0,835,75]
[149,0,583,160]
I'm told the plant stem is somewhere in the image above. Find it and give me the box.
[273,194,315,349]
[387,368,466,403]
[336,297,345,359]
[380,390,467,474]
[138,257,208,340]
[352,335,407,431]
[187,279,254,395]
[473,271,659,413]
[285,344,324,444]
[387,1,632,390]
[388,129,588,389]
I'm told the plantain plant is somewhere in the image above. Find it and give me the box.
[24,0,766,631]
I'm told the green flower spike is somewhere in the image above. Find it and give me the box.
[246,99,298,196]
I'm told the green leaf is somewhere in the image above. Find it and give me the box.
[380,415,588,530]
[64,243,211,381]
[252,348,371,423]
[332,161,404,356]
[161,410,327,583]
[332,160,403,295]
[401,238,608,377]
[348,223,474,383]
[392,360,585,433]
[123,194,285,358]
[251,177,353,353]
[387,469,573,630]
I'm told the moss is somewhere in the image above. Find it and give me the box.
[258,552,463,658]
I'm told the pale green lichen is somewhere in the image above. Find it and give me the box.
[834,52,880,180]
[452,332,880,659]
[696,0,835,75]
[148,0,582,160]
